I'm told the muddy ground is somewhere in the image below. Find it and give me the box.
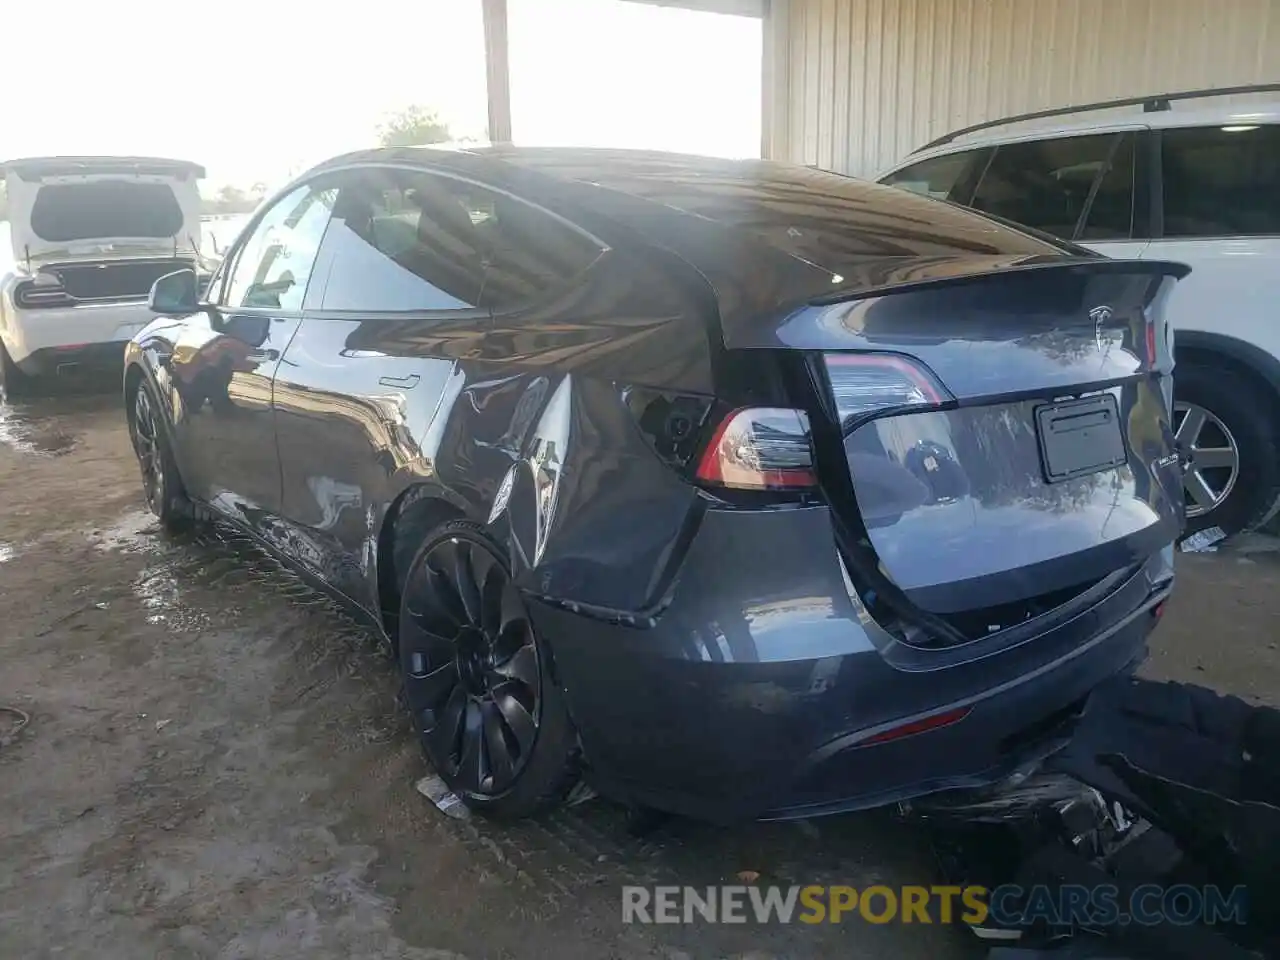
[1,390,1278,960]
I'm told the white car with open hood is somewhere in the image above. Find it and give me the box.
[0,156,209,393]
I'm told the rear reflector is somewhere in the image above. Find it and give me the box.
[825,352,951,426]
[860,706,972,746]
[696,407,816,490]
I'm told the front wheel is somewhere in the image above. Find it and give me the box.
[1174,363,1280,536]
[398,520,577,820]
[128,381,193,530]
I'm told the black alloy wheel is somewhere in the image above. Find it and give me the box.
[129,382,191,529]
[399,520,575,818]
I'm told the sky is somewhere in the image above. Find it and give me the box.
[1,0,761,193]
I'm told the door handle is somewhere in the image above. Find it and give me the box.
[246,348,280,363]
[378,374,420,389]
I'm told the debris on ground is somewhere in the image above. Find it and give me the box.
[907,676,1280,959]
[0,706,30,747]
[1180,526,1227,553]
[415,774,470,820]
[565,781,599,808]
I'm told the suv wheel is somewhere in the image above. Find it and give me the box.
[1174,362,1280,536]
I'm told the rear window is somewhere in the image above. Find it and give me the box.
[29,181,184,242]
[501,153,1057,268]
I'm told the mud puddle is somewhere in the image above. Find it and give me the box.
[77,509,948,956]
[0,391,118,456]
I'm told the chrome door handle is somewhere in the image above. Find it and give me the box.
[246,349,280,363]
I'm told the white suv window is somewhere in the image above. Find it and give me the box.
[969,133,1130,241]
[880,151,978,201]
[1162,125,1280,239]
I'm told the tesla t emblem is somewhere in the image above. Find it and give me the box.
[1089,305,1113,350]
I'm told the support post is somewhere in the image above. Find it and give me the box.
[482,0,513,143]
[761,0,790,161]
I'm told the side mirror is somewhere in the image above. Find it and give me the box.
[148,269,199,315]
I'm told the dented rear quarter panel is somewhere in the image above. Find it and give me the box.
[269,228,722,624]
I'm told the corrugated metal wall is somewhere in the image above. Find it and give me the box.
[773,0,1280,177]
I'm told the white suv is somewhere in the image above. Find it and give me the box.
[877,86,1280,536]
[0,156,208,395]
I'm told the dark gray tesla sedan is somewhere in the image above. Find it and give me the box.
[125,146,1187,822]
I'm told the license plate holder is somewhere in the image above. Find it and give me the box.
[1035,394,1127,483]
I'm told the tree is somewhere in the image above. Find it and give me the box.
[377,105,451,147]
[217,184,249,210]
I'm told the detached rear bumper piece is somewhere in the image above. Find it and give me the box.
[528,504,1173,824]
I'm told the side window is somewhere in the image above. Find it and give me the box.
[317,168,604,313]
[1162,125,1280,238]
[970,134,1123,240]
[1079,133,1136,241]
[880,151,980,202]
[225,183,336,311]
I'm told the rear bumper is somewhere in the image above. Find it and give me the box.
[15,341,129,377]
[528,504,1173,824]
[2,299,152,363]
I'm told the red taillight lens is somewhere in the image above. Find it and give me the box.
[695,407,816,490]
[824,352,951,426]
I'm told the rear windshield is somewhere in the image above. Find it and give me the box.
[29,181,184,242]
[502,152,1059,266]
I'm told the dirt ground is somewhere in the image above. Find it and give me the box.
[2,390,1278,960]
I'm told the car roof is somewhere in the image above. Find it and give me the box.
[881,97,1280,177]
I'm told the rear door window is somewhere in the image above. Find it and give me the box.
[879,150,985,202]
[317,167,605,314]
[1161,125,1280,238]
[969,133,1128,241]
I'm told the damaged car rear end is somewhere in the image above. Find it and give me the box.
[519,158,1188,822]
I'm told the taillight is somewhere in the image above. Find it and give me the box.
[695,407,816,491]
[14,278,74,310]
[824,352,951,426]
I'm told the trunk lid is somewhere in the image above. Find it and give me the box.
[788,259,1188,641]
[2,156,205,265]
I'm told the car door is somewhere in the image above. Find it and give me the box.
[171,180,336,533]
[270,166,497,604]
[271,164,611,610]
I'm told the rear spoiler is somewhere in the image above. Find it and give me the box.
[807,256,1192,307]
[0,156,206,181]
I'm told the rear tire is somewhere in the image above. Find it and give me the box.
[0,341,34,400]
[398,519,577,820]
[128,380,193,531]
[1174,362,1280,537]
